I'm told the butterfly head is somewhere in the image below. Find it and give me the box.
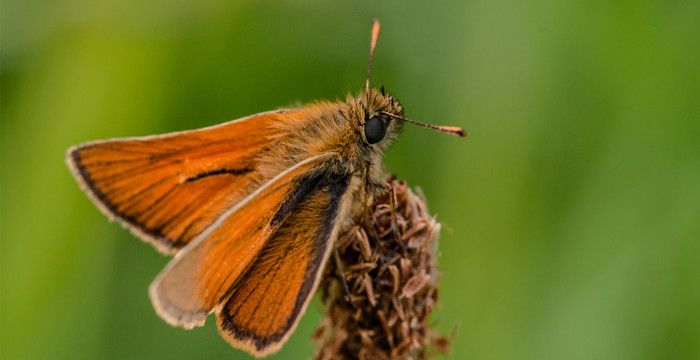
[275,20,465,178]
[357,86,404,146]
[354,20,465,151]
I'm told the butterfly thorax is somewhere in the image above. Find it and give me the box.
[260,88,403,188]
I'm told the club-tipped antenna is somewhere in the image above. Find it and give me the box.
[365,20,381,92]
[381,111,467,137]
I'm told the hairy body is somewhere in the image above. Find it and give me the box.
[258,88,404,226]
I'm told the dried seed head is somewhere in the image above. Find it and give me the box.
[313,178,449,359]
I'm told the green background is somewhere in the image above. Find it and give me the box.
[2,1,699,359]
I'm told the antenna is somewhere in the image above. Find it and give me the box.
[381,112,467,137]
[365,20,381,91]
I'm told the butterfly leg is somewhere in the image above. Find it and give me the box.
[361,164,385,245]
[333,246,355,308]
[388,185,402,242]
[366,173,402,243]
[384,184,409,258]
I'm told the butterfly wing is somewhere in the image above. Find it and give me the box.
[148,152,351,356]
[216,165,351,356]
[66,110,300,254]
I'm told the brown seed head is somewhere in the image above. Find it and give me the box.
[313,177,450,360]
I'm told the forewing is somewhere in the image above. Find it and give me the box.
[148,153,348,334]
[216,167,351,356]
[66,110,297,254]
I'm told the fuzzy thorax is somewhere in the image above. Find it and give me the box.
[260,88,404,187]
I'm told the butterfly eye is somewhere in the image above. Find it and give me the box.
[364,116,386,144]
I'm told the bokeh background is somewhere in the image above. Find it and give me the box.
[2,1,699,359]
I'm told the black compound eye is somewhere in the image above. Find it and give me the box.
[364,116,386,144]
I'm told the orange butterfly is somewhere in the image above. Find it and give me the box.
[66,20,465,357]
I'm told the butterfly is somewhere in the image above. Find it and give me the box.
[66,20,465,357]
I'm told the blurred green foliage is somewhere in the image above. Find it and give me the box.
[2,1,699,359]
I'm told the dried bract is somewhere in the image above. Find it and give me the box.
[314,178,449,360]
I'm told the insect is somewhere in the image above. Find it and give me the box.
[66,20,465,357]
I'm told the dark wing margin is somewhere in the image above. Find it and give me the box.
[215,169,351,357]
